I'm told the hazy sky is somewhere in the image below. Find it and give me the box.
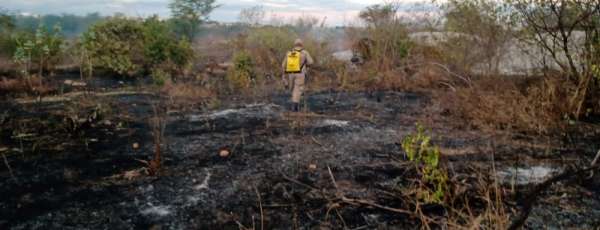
[2,0,432,25]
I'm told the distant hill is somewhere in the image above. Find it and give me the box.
[11,13,106,37]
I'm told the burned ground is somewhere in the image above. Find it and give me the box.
[1,82,599,229]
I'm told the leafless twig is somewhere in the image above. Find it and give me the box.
[592,149,600,167]
[2,153,16,182]
[327,166,339,190]
[327,166,416,216]
[282,169,415,216]
[590,149,600,178]
[254,186,264,230]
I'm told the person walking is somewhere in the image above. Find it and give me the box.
[282,38,314,112]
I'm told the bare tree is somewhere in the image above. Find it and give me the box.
[239,5,265,26]
[441,0,514,75]
[509,0,600,118]
[357,3,411,70]
[510,0,599,78]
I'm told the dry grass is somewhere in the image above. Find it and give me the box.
[445,171,511,229]
[0,75,56,97]
[0,56,15,71]
[160,81,217,110]
[436,75,572,134]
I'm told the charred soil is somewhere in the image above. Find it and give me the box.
[1,82,599,229]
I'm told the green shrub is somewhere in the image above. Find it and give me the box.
[81,16,193,77]
[13,24,64,76]
[81,17,144,76]
[143,17,193,68]
[401,123,448,204]
[226,50,254,90]
[0,12,15,58]
[0,34,16,60]
[151,68,170,86]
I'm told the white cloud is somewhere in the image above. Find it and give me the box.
[2,0,434,26]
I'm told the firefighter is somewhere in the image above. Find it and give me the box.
[282,39,314,112]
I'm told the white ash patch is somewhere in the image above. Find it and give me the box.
[497,165,560,185]
[189,103,281,121]
[332,50,354,62]
[194,170,212,190]
[319,119,350,127]
[187,196,200,204]
[208,109,237,118]
[141,204,172,217]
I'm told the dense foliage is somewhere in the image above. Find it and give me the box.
[81,16,193,77]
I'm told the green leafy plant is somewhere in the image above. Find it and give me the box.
[226,50,254,90]
[13,38,33,75]
[151,68,170,86]
[13,24,64,77]
[401,123,448,204]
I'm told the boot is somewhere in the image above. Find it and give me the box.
[292,103,300,112]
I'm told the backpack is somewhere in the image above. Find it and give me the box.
[285,50,304,73]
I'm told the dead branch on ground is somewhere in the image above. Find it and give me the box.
[508,164,600,230]
[279,168,417,219]
[254,186,264,230]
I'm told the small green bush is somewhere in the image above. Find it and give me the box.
[226,50,254,90]
[151,68,170,86]
[401,123,448,204]
[13,24,64,76]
